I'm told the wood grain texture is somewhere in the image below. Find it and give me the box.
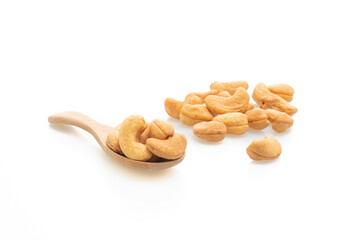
[48,111,184,171]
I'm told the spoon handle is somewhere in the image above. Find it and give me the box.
[48,111,111,146]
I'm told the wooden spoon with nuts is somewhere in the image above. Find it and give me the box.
[48,111,184,171]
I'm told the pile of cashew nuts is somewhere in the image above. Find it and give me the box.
[105,81,297,162]
[164,81,297,160]
[106,115,187,162]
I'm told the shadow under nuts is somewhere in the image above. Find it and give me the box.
[213,112,248,135]
[267,84,294,102]
[245,108,270,130]
[246,136,282,160]
[180,104,213,126]
[265,109,294,133]
[193,121,227,142]
[205,87,250,114]
[119,115,152,161]
[210,81,249,94]
[146,133,187,159]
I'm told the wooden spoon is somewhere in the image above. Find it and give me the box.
[48,111,184,171]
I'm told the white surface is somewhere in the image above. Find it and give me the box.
[1,0,360,239]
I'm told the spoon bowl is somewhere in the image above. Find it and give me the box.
[48,111,185,171]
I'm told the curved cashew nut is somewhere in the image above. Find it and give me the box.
[205,87,250,114]
[119,115,152,161]
[146,133,187,159]
[179,104,213,126]
[164,97,185,119]
[267,84,294,102]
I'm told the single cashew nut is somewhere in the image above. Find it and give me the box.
[246,136,282,160]
[193,121,227,142]
[119,115,152,161]
[245,108,270,130]
[164,97,185,119]
[149,119,174,140]
[267,84,294,102]
[205,87,250,114]
[179,104,213,126]
[252,83,297,116]
[217,91,231,98]
[213,112,248,135]
[261,94,297,116]
[184,95,203,105]
[210,81,249,94]
[106,124,123,154]
[264,109,294,133]
[252,83,271,105]
[185,90,219,103]
[146,133,187,159]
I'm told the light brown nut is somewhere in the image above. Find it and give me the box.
[179,104,213,126]
[184,95,203,105]
[245,108,270,130]
[246,102,255,111]
[204,87,250,114]
[119,115,152,161]
[246,136,282,160]
[252,83,271,105]
[146,133,187,160]
[164,98,185,119]
[252,83,297,116]
[149,119,174,140]
[267,84,294,102]
[264,109,294,133]
[260,94,297,116]
[193,121,227,142]
[185,90,218,103]
[210,81,249,94]
[139,123,150,144]
[217,91,231,98]
[106,124,123,153]
[213,112,248,135]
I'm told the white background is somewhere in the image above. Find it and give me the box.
[1,0,359,239]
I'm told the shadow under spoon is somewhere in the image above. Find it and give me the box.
[48,111,185,171]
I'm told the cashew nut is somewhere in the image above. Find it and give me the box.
[106,124,123,154]
[245,108,270,130]
[213,112,248,135]
[193,121,227,142]
[179,104,213,126]
[267,84,294,102]
[146,133,187,159]
[149,119,174,140]
[204,87,250,114]
[252,83,297,116]
[118,115,152,161]
[164,97,185,119]
[264,109,294,133]
[246,136,282,160]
